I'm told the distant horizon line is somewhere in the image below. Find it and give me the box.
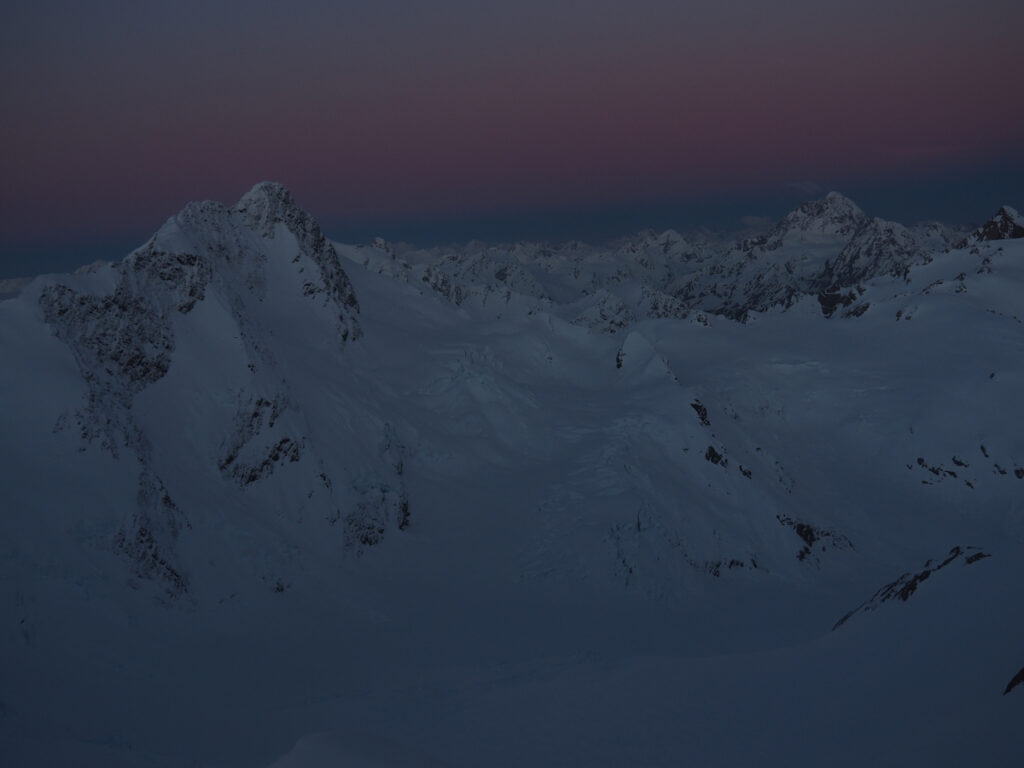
[2,188,1018,283]
[3,162,1023,280]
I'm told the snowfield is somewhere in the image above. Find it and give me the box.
[1,185,1022,766]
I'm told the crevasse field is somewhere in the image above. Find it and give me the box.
[1,184,1022,766]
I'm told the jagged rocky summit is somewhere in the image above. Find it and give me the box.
[958,204,1024,246]
[10,182,406,600]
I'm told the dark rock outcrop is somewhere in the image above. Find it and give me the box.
[957,205,1024,247]
[833,546,990,629]
[1004,667,1024,695]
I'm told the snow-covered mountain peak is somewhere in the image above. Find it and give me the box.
[953,204,1024,248]
[776,191,867,236]
[235,179,297,215]
[3,183,378,611]
[110,184,361,337]
[647,228,689,254]
[977,205,1024,242]
[998,204,1022,223]
[824,189,857,205]
[234,181,332,247]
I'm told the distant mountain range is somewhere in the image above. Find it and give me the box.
[341,192,1022,326]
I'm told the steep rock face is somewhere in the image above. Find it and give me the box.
[236,181,362,342]
[40,283,174,448]
[28,183,403,596]
[218,390,298,486]
[115,468,192,597]
[38,183,363,449]
[969,205,1024,243]
[772,191,868,239]
[39,276,188,597]
[824,219,930,289]
[685,192,874,320]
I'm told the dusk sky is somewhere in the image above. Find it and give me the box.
[2,0,1022,277]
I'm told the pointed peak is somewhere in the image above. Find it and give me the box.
[995,205,1023,226]
[777,191,867,237]
[234,182,301,223]
[969,205,1024,243]
[233,181,322,240]
[174,199,232,229]
[814,191,865,217]
[237,181,295,208]
[824,190,857,204]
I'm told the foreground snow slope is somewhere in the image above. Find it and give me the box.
[1,185,1022,766]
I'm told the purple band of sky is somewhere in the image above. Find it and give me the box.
[1,0,1022,245]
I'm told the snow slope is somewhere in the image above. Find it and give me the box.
[1,185,1022,766]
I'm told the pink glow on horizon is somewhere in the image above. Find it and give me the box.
[2,1,1022,243]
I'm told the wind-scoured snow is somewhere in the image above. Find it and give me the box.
[1,187,1022,767]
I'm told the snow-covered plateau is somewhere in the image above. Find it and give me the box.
[1,183,1022,766]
